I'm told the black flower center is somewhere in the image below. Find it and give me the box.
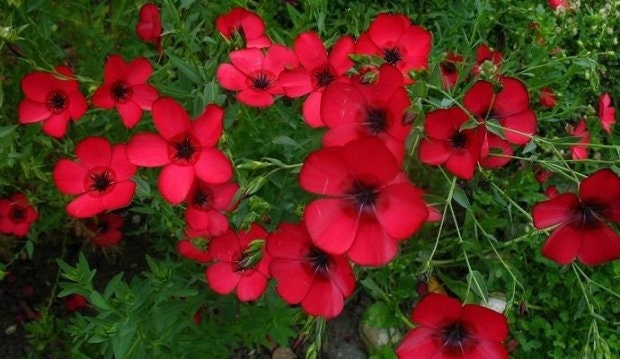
[192,189,212,208]
[315,68,334,87]
[574,202,604,229]
[90,170,113,192]
[351,182,378,209]
[364,108,388,134]
[10,207,26,221]
[46,92,67,113]
[383,47,402,65]
[451,132,467,149]
[98,220,110,233]
[252,73,271,89]
[173,136,197,161]
[309,247,330,273]
[441,62,457,74]
[111,81,131,102]
[442,323,469,351]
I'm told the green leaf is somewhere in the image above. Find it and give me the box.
[168,53,202,84]
[362,302,399,328]
[0,125,18,138]
[112,322,137,359]
[452,187,471,209]
[466,270,488,303]
[522,139,537,154]
[89,291,111,311]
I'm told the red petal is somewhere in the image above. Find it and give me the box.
[67,91,88,120]
[532,193,578,229]
[346,217,399,266]
[579,169,620,216]
[463,340,509,359]
[304,199,358,255]
[152,97,191,140]
[340,137,399,186]
[354,32,380,56]
[266,223,312,260]
[368,13,409,48]
[412,293,462,329]
[541,224,581,265]
[125,57,153,85]
[419,139,454,166]
[131,84,159,110]
[374,183,428,239]
[396,327,442,358]
[321,82,364,127]
[400,26,432,70]
[499,110,537,145]
[302,276,345,318]
[21,72,57,101]
[425,107,468,139]
[194,148,233,184]
[328,35,355,75]
[216,63,248,91]
[103,55,127,84]
[75,137,112,169]
[478,134,513,169]
[461,304,509,341]
[210,182,240,210]
[185,206,210,231]
[91,85,115,109]
[464,81,494,116]
[302,91,325,128]
[109,144,137,181]
[53,159,88,194]
[158,164,195,205]
[263,44,298,75]
[191,104,224,147]
[66,194,105,218]
[446,147,478,180]
[205,262,240,295]
[236,88,274,107]
[117,101,143,128]
[294,32,327,71]
[204,210,229,236]
[493,77,530,116]
[237,223,269,249]
[18,99,51,124]
[100,181,136,212]
[280,68,313,98]
[299,147,351,196]
[41,112,70,138]
[236,271,268,301]
[270,259,313,304]
[598,93,616,134]
[126,133,169,167]
[577,224,620,266]
[209,230,240,262]
[230,48,264,76]
[329,255,356,298]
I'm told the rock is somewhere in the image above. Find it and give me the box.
[272,347,296,359]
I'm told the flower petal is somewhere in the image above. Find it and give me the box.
[18,99,51,124]
[374,182,429,239]
[76,137,112,169]
[126,133,169,167]
[299,147,351,196]
[302,90,325,128]
[304,198,358,255]
[53,159,88,195]
[464,81,494,116]
[302,275,345,318]
[346,217,399,266]
[541,224,582,265]
[577,224,620,266]
[131,84,159,110]
[100,181,136,212]
[191,104,224,147]
[194,148,233,184]
[412,293,463,329]
[461,304,509,341]
[117,101,143,128]
[216,63,249,91]
[532,193,578,229]
[236,271,268,301]
[152,97,191,140]
[270,259,313,304]
[205,261,240,295]
[396,327,442,359]
[158,164,195,205]
[294,32,327,71]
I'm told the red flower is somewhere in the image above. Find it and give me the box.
[63,294,89,313]
[418,107,482,180]
[548,0,569,10]
[18,66,88,138]
[178,228,212,263]
[279,32,354,128]
[267,222,355,318]
[440,52,463,89]
[136,3,163,51]
[321,64,411,163]
[396,293,509,359]
[463,77,537,148]
[473,44,503,75]
[478,133,514,169]
[92,55,159,128]
[184,181,238,234]
[532,169,620,266]
[126,98,233,205]
[534,167,553,184]
[598,93,615,134]
[539,87,557,109]
[355,13,431,82]
[216,45,298,107]
[86,213,123,247]
[300,137,429,266]
[53,137,137,218]
[566,119,589,160]
[544,185,559,199]
[205,224,271,301]
[0,193,38,237]
[216,7,271,48]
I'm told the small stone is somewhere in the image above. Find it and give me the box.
[272,347,296,359]
[5,324,17,335]
[360,323,402,350]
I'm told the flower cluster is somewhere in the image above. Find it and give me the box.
[0,193,38,237]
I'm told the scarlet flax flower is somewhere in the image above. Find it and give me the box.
[177,227,212,263]
[205,224,271,301]
[136,3,163,51]
[216,7,271,48]
[473,44,503,75]
[598,92,616,134]
[300,137,429,266]
[440,52,463,89]
[418,107,482,180]
[532,169,620,266]
[566,119,589,160]
[279,32,354,127]
[53,137,137,218]
[184,181,238,234]
[126,98,233,205]
[86,213,123,247]
[267,222,355,318]
[92,55,159,128]
[18,65,88,138]
[354,13,431,82]
[63,294,89,313]
[539,87,557,109]
[396,293,509,358]
[0,193,38,237]
[320,64,411,163]
[216,44,298,107]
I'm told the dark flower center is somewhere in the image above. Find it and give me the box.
[351,181,378,209]
[111,81,132,102]
[573,202,605,229]
[441,62,457,74]
[383,47,402,65]
[315,67,334,87]
[90,170,113,192]
[442,323,470,351]
[252,73,271,89]
[173,136,198,162]
[46,92,68,113]
[192,188,212,209]
[10,207,26,221]
[309,247,330,273]
[98,220,110,233]
[451,132,467,149]
[364,107,388,134]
